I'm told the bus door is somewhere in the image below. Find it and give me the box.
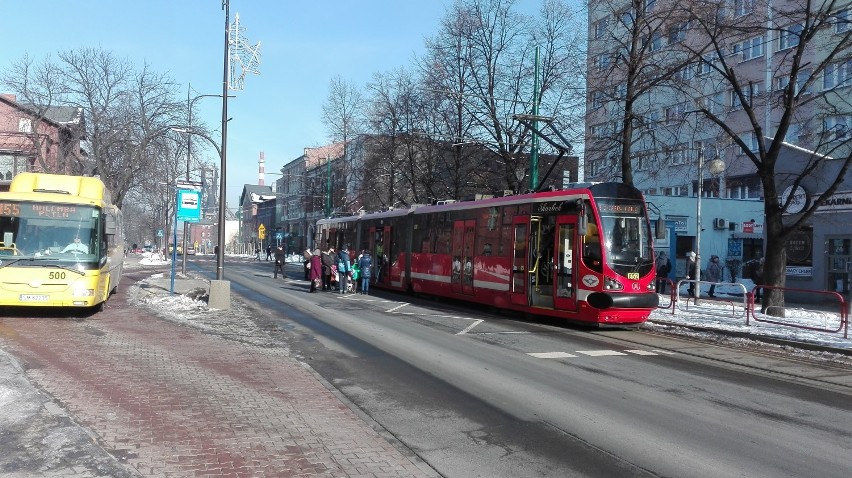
[451,219,476,295]
[510,216,529,306]
[553,215,578,311]
[529,216,555,309]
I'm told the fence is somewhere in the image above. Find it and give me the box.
[748,286,849,339]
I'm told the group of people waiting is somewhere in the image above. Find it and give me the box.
[655,251,764,300]
[302,244,373,295]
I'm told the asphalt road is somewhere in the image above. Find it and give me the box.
[199,256,852,478]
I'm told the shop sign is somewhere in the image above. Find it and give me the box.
[741,221,764,234]
[814,191,852,213]
[785,266,813,277]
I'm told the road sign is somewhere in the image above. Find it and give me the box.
[275,231,284,241]
[177,189,202,222]
[258,224,266,239]
[157,229,164,237]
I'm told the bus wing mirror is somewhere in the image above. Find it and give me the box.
[105,211,117,235]
[655,217,666,240]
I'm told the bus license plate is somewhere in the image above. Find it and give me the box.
[20,294,49,302]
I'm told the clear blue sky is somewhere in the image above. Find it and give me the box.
[1,0,546,209]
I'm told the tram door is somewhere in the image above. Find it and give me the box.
[553,216,578,311]
[451,219,476,295]
[510,216,529,306]
[528,216,556,309]
[370,226,391,285]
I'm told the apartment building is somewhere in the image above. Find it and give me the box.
[585,0,852,296]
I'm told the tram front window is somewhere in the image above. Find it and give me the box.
[597,200,654,278]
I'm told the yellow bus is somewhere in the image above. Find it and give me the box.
[0,172,124,309]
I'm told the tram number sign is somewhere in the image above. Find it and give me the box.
[627,272,639,280]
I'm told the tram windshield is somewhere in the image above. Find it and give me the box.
[595,198,654,277]
[0,201,102,267]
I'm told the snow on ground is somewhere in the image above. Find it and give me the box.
[126,256,851,364]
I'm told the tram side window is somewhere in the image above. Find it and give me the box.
[476,214,503,257]
[582,213,603,272]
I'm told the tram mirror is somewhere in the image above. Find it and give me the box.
[576,200,587,235]
[655,217,666,240]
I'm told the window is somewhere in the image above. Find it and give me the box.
[668,22,689,44]
[779,23,803,50]
[667,143,688,165]
[734,36,764,61]
[823,60,852,90]
[595,52,611,71]
[699,92,723,115]
[649,31,663,52]
[594,18,609,39]
[592,90,605,109]
[824,115,852,141]
[734,0,755,17]
[665,103,688,123]
[775,74,790,91]
[645,0,657,13]
[797,68,813,95]
[697,54,717,76]
[645,110,660,129]
[835,9,851,33]
[740,132,760,153]
[783,122,802,145]
[18,118,32,133]
[620,10,634,29]
[730,82,761,109]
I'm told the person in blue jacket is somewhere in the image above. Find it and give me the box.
[358,250,373,295]
[337,245,352,294]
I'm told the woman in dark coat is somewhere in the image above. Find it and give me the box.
[309,249,322,292]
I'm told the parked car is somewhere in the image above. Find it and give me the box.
[185,247,196,255]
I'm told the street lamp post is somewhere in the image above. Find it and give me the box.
[694,146,726,304]
[181,86,227,276]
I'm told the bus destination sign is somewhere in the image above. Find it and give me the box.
[0,201,82,219]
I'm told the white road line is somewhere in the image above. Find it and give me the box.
[527,352,578,359]
[456,319,484,335]
[652,349,677,355]
[576,350,628,356]
[385,303,410,313]
[624,350,659,356]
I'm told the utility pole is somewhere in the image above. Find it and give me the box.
[530,46,541,191]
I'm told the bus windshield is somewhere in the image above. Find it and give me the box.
[0,201,102,265]
[595,198,654,277]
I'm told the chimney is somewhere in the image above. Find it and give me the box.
[258,151,265,186]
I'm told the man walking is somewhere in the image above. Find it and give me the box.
[273,245,286,279]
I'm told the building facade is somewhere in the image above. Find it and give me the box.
[586,0,852,297]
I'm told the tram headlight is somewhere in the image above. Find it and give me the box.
[604,277,623,290]
[647,282,656,291]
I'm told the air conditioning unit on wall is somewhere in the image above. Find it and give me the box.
[713,218,728,229]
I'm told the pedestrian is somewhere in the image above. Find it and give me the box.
[337,244,352,294]
[303,248,312,280]
[706,255,722,297]
[308,248,322,292]
[255,246,261,261]
[749,257,765,305]
[350,259,360,293]
[358,250,372,295]
[322,247,335,291]
[265,245,272,261]
[685,251,697,297]
[273,245,285,279]
[655,251,671,294]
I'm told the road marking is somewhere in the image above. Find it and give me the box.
[528,352,578,359]
[576,350,628,356]
[652,349,677,355]
[457,319,484,335]
[624,349,659,356]
[385,303,410,313]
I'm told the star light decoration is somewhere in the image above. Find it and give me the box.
[228,13,261,91]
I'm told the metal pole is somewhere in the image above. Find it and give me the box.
[216,0,229,281]
[530,46,540,191]
[325,155,331,218]
[170,191,178,294]
[181,85,191,275]
[695,147,703,303]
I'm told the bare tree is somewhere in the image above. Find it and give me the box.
[422,0,585,193]
[678,0,852,313]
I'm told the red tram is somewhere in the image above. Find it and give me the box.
[316,182,659,326]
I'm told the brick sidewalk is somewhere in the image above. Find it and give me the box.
[0,271,432,477]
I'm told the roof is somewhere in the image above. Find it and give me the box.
[239,184,274,206]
